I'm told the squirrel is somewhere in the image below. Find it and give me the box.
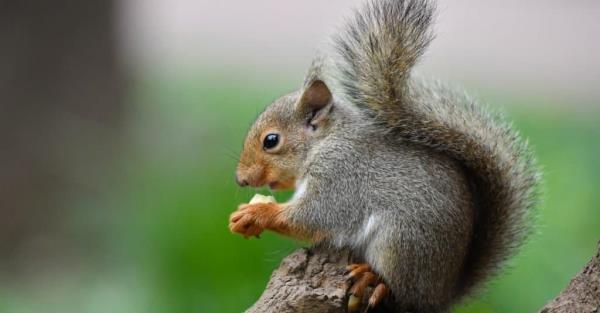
[229,0,541,312]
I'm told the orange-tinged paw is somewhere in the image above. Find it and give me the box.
[345,263,389,312]
[228,203,272,238]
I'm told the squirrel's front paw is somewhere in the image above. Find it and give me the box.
[229,204,266,238]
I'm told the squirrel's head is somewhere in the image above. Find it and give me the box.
[236,80,333,190]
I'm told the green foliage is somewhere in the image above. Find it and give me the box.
[122,76,600,313]
[4,74,598,313]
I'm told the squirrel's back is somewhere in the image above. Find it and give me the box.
[327,0,541,297]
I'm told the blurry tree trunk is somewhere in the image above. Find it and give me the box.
[0,1,123,266]
[249,242,600,313]
[539,241,600,313]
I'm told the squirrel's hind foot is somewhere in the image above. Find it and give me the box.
[345,263,389,312]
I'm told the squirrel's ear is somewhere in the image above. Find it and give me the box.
[298,80,332,126]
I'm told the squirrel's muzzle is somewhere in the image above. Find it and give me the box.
[236,162,268,188]
[235,173,249,187]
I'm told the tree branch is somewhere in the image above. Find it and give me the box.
[246,246,351,313]
[247,242,600,313]
[539,241,600,313]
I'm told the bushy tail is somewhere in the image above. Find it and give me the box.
[333,0,541,297]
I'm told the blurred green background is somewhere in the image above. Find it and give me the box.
[6,73,598,313]
[126,75,600,313]
[1,1,599,313]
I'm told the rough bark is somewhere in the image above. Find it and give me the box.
[246,245,393,313]
[248,242,600,313]
[539,242,600,313]
[246,246,351,313]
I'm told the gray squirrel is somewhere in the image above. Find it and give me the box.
[229,0,541,312]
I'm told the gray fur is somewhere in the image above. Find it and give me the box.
[327,0,540,303]
[241,0,541,312]
[286,106,475,311]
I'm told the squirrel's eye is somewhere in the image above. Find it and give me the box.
[263,133,280,150]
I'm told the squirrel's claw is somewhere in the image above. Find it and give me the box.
[346,263,371,279]
[345,263,388,312]
[367,283,388,309]
[349,271,377,312]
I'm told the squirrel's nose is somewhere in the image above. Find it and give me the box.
[236,174,248,187]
